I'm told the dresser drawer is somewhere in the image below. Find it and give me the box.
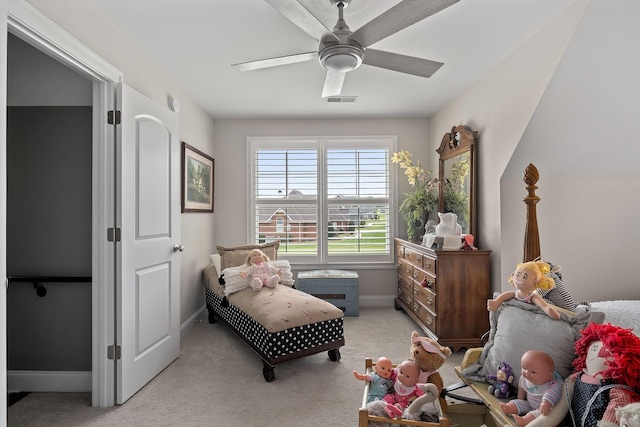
[414,284,436,313]
[412,301,437,335]
[398,283,413,307]
[397,257,413,276]
[412,267,436,291]
[404,247,424,266]
[398,271,413,295]
[422,254,436,275]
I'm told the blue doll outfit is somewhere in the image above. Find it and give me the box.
[365,373,393,402]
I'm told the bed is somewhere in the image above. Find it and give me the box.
[447,163,640,427]
[202,241,345,382]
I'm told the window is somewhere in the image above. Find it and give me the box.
[248,136,397,264]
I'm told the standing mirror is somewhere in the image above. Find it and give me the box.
[437,125,477,243]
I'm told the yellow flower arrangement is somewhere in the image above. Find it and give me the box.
[391,150,438,239]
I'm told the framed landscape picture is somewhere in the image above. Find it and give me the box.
[181,142,214,213]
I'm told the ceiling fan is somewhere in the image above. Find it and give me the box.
[231,0,459,98]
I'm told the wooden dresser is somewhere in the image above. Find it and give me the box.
[395,238,491,350]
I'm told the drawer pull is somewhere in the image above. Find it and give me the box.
[426,315,433,325]
[427,295,434,305]
[416,255,422,263]
[406,295,412,305]
[413,287,419,295]
[425,261,432,269]
[427,279,434,288]
[412,271,419,279]
[413,303,419,313]
[405,265,412,274]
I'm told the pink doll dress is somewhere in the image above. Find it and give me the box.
[241,262,280,291]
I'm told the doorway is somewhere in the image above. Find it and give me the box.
[6,32,94,397]
[3,4,181,415]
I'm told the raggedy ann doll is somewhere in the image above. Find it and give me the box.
[565,323,640,427]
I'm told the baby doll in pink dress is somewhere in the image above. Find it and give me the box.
[383,360,427,419]
[239,249,282,291]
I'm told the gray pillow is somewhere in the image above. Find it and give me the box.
[461,297,596,384]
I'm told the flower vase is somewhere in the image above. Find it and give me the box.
[406,211,428,241]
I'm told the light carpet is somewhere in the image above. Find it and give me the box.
[7,307,472,426]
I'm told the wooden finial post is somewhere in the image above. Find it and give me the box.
[523,163,540,262]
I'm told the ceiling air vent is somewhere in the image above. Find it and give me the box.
[326,96,358,103]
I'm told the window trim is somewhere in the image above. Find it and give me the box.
[247,136,398,265]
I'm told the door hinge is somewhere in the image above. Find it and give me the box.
[107,345,121,360]
[107,110,121,125]
[107,227,121,242]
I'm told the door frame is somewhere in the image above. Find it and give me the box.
[2,0,123,409]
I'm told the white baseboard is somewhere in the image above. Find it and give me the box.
[180,306,207,339]
[359,295,397,307]
[7,370,91,393]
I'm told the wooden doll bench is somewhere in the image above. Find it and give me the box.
[358,358,451,427]
[452,348,518,427]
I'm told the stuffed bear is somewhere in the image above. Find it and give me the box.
[365,383,439,427]
[409,331,452,411]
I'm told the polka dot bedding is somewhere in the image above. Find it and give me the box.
[205,286,344,362]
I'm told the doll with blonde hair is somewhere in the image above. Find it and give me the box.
[487,259,560,319]
[239,249,282,291]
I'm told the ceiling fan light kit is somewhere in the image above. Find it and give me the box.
[319,45,363,72]
[233,0,459,97]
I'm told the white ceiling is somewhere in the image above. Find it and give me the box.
[90,0,574,120]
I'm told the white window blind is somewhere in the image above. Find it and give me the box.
[248,136,396,264]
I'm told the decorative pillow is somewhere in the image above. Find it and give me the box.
[217,241,280,270]
[220,259,293,296]
[209,254,222,276]
[460,296,594,384]
[270,259,293,287]
[221,265,250,296]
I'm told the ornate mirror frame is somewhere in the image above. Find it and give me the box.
[436,125,478,243]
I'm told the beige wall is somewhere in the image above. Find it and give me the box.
[24,0,217,325]
[429,0,588,296]
[213,118,430,303]
[431,0,640,303]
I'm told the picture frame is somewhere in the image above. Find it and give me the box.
[181,142,214,213]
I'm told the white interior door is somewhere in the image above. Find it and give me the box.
[117,83,181,403]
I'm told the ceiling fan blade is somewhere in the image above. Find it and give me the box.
[350,0,459,48]
[265,0,338,42]
[321,70,346,98]
[363,49,443,78]
[231,52,318,71]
